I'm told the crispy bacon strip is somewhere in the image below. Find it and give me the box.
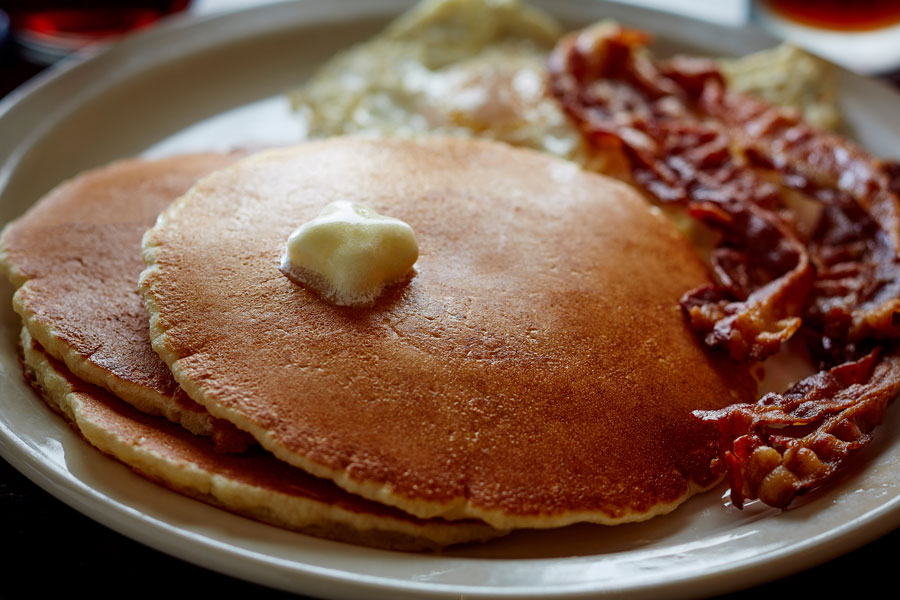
[548,24,900,509]
[548,24,813,361]
[700,84,900,351]
[695,349,900,508]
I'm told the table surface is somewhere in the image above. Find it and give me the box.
[1,2,897,598]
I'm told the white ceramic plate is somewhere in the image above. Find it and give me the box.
[2,1,900,598]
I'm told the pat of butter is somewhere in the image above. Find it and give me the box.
[280,200,418,306]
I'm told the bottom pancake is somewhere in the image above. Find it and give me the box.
[0,154,249,449]
[18,327,503,551]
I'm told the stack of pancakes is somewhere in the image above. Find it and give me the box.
[0,137,755,550]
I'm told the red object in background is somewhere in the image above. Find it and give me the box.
[762,0,900,31]
[2,1,190,64]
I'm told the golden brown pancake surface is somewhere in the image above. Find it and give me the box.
[19,327,500,550]
[0,155,248,445]
[141,137,756,528]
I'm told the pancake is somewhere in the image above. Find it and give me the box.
[141,137,757,529]
[0,155,249,449]
[19,327,501,550]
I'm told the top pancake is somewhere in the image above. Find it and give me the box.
[141,137,756,529]
[0,155,247,446]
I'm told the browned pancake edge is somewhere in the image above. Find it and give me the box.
[19,326,503,550]
[0,154,247,446]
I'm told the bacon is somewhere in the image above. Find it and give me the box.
[548,23,900,509]
[700,85,900,351]
[695,349,900,508]
[548,24,813,361]
[680,206,811,361]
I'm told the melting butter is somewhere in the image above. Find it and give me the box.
[281,201,418,306]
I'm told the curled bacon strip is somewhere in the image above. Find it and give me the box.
[548,24,900,508]
[700,84,900,355]
[695,349,900,508]
[548,24,813,361]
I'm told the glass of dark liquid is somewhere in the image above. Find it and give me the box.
[760,0,900,31]
[754,0,900,74]
[1,0,191,65]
